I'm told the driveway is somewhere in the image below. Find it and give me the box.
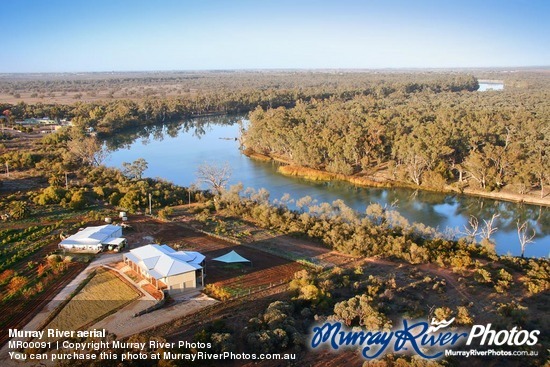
[0,253,122,361]
[91,292,217,339]
[0,252,217,364]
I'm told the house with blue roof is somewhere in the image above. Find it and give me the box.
[123,244,205,294]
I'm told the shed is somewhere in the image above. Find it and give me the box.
[58,224,125,253]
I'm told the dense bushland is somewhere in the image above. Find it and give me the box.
[1,73,478,137]
[244,84,549,196]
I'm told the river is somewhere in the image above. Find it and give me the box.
[105,115,549,258]
[478,81,504,91]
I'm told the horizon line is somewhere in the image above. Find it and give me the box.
[1,65,550,76]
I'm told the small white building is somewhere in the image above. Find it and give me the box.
[59,225,126,253]
[20,118,40,126]
[123,244,205,294]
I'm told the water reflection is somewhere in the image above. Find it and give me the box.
[105,114,240,151]
[105,116,549,258]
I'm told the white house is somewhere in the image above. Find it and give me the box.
[59,225,126,253]
[123,244,205,294]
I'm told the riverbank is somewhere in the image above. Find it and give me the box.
[244,150,550,207]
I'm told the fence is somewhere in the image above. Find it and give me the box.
[191,227,242,245]
[225,278,288,300]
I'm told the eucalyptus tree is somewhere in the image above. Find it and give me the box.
[122,158,148,180]
[196,162,232,196]
[517,220,536,258]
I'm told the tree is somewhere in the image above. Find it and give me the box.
[462,215,480,243]
[66,135,108,166]
[196,162,231,195]
[463,150,494,190]
[119,190,143,213]
[333,294,390,329]
[68,190,87,209]
[523,119,549,198]
[122,158,148,180]
[393,135,430,186]
[517,220,536,258]
[480,214,499,242]
[9,201,30,220]
[2,109,11,124]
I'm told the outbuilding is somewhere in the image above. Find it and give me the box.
[58,224,126,253]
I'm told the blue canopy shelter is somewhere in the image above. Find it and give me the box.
[212,250,252,266]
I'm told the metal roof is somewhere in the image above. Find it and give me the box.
[104,237,126,245]
[126,244,204,279]
[59,225,122,247]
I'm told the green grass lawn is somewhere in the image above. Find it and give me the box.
[44,268,140,333]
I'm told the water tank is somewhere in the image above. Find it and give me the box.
[105,217,112,223]
[119,211,126,218]
[122,216,128,221]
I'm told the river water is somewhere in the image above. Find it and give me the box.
[105,115,549,258]
[478,82,504,91]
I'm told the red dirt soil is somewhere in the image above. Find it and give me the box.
[203,245,303,290]
[0,262,87,347]
[123,216,305,292]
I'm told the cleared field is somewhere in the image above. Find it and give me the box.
[44,268,140,333]
[123,217,303,295]
[203,245,303,295]
[157,225,305,292]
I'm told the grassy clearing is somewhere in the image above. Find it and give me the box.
[242,149,272,162]
[44,268,139,333]
[278,164,391,188]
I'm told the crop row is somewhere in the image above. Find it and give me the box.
[0,223,65,272]
[0,226,45,246]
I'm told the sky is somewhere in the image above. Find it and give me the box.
[2,0,549,72]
